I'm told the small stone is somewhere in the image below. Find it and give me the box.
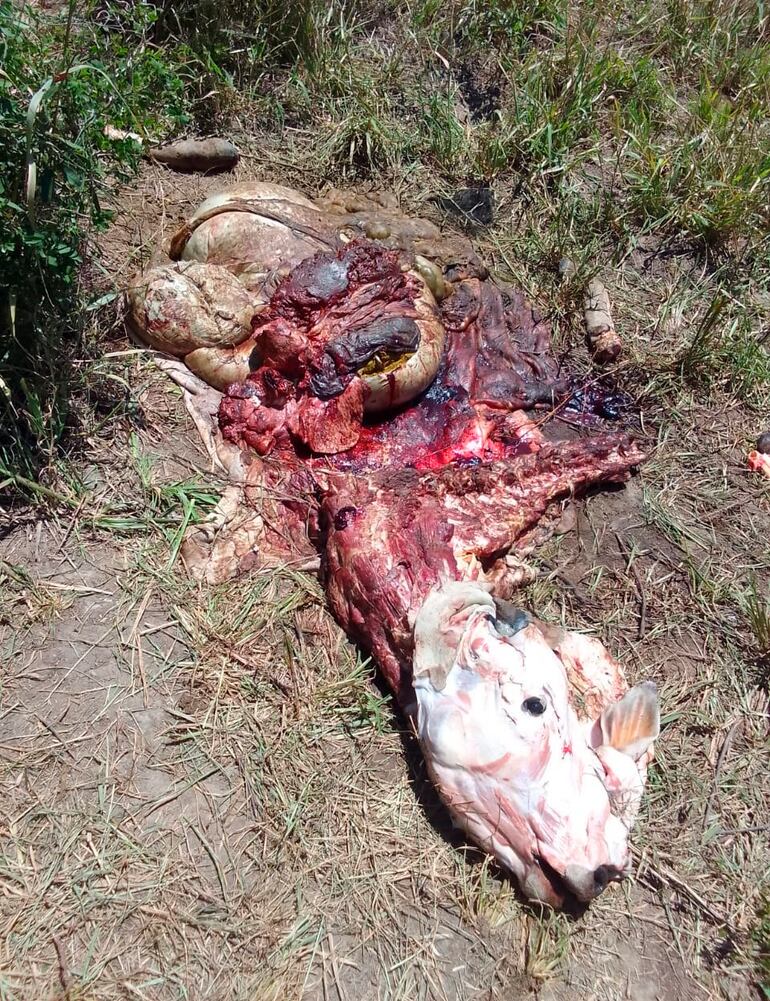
[435,186,494,226]
[756,431,770,454]
[554,503,577,536]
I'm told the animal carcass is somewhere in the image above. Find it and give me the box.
[126,183,659,906]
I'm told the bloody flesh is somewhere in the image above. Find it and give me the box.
[218,242,644,706]
[219,241,433,454]
[320,434,643,705]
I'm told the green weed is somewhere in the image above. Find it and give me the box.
[745,583,770,655]
[0,1,194,482]
[156,0,360,86]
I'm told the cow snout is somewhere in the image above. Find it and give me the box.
[563,863,625,901]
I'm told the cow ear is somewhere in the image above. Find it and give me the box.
[414,582,495,691]
[594,682,660,761]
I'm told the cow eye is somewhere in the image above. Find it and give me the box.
[522,696,546,716]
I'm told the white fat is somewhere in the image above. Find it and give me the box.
[416,657,508,770]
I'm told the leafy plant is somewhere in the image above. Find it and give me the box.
[0,1,194,483]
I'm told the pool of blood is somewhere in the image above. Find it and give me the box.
[317,376,538,475]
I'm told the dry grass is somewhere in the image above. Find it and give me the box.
[2,0,770,996]
[0,494,533,999]
[1,224,768,1000]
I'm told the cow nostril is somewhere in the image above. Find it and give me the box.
[593,865,622,894]
[563,863,625,901]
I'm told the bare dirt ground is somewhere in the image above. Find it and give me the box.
[1,160,768,1000]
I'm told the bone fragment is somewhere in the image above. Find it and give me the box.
[584,278,622,365]
[104,130,241,174]
[103,124,143,143]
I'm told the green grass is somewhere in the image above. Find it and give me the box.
[745,582,770,656]
[0,1,196,482]
[754,897,770,999]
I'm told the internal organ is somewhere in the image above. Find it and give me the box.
[219,241,447,455]
[216,241,644,663]
[219,241,571,468]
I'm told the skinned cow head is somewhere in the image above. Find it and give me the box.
[412,581,659,906]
